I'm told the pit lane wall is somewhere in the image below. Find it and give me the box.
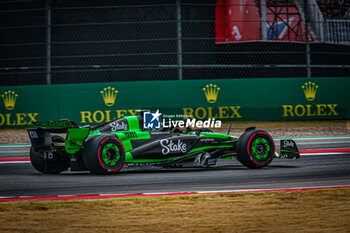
[0,77,349,128]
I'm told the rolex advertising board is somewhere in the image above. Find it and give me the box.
[0,78,349,128]
[0,87,60,127]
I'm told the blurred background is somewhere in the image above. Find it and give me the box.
[1,0,350,86]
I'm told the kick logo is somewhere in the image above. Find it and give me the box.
[109,122,128,131]
[143,109,162,129]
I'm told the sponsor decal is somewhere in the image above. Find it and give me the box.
[203,84,220,103]
[150,131,171,135]
[35,121,72,128]
[160,139,187,155]
[110,122,128,131]
[200,138,215,142]
[143,110,162,129]
[283,140,294,148]
[28,130,38,139]
[100,86,118,107]
[282,82,338,117]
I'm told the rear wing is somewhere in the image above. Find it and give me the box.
[28,120,90,154]
[32,120,79,133]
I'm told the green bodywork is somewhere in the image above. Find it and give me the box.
[31,116,299,172]
[90,116,236,163]
[65,127,90,154]
[38,116,238,163]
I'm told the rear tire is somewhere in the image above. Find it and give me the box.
[30,135,70,174]
[30,146,45,173]
[237,129,275,169]
[82,135,125,174]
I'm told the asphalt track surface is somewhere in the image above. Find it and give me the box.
[0,136,350,197]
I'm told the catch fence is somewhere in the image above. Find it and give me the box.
[0,0,350,86]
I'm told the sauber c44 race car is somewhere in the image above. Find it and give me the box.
[27,115,300,174]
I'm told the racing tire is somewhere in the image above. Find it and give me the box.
[236,129,275,169]
[82,135,125,175]
[30,135,70,174]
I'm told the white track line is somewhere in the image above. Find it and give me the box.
[274,136,350,140]
[1,185,349,202]
[0,161,31,164]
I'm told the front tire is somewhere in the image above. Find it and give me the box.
[237,129,275,169]
[82,135,125,174]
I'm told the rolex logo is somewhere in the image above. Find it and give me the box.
[203,84,220,103]
[100,86,118,106]
[302,82,318,101]
[1,90,18,110]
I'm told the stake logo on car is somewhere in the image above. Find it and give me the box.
[283,140,294,148]
[160,139,187,155]
[109,122,128,131]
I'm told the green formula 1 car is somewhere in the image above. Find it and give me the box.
[27,114,299,174]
